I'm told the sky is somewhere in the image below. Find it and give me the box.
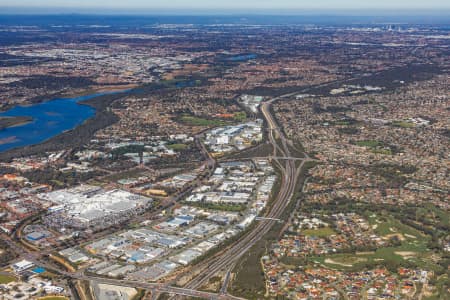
[0,0,449,14]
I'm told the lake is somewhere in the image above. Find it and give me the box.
[0,81,197,153]
[0,93,111,152]
[227,54,257,62]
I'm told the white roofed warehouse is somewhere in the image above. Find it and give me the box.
[38,185,152,231]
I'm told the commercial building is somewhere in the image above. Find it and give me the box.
[12,260,34,273]
[39,185,152,230]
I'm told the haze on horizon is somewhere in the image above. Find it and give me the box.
[1,0,449,14]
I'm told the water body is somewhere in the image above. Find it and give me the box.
[175,80,201,88]
[227,54,257,62]
[0,92,114,152]
[0,79,196,153]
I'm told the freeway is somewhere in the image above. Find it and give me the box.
[177,93,311,293]
[2,90,306,299]
[0,133,233,300]
[1,75,376,299]
[2,233,243,300]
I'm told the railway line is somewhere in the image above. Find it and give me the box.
[179,94,308,292]
[4,90,314,299]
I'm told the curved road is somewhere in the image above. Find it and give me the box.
[179,94,311,293]
[3,91,313,300]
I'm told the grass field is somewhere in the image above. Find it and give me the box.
[354,140,394,155]
[372,148,392,155]
[302,227,336,237]
[226,142,273,160]
[233,111,247,121]
[324,255,368,266]
[0,274,15,284]
[312,238,438,272]
[367,215,424,238]
[167,143,188,151]
[179,115,227,127]
[310,214,441,272]
[417,204,450,227]
[391,120,415,128]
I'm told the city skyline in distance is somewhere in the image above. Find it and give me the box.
[0,0,450,15]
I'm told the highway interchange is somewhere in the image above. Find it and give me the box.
[2,91,315,300]
[175,92,316,296]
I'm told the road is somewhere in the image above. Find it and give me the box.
[0,133,230,300]
[3,233,243,299]
[174,77,376,295]
[1,91,307,300]
[177,92,313,293]
[2,90,314,299]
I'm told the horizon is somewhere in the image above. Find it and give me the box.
[0,12,449,26]
[1,8,450,16]
[0,13,448,26]
[1,0,450,16]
